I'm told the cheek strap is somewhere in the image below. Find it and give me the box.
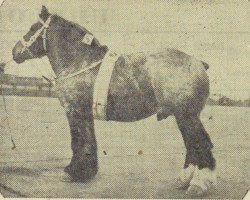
[20,15,52,54]
[82,33,94,45]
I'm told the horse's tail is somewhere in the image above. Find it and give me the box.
[201,61,209,70]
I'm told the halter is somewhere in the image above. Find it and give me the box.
[20,15,53,56]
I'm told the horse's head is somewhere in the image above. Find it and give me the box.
[13,5,108,73]
[12,6,52,64]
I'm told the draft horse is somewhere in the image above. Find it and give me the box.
[12,6,217,196]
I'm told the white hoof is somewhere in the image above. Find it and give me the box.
[175,165,195,189]
[186,166,217,196]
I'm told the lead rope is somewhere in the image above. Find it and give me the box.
[0,59,54,150]
[0,83,16,150]
[0,60,20,149]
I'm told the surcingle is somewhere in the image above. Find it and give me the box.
[93,51,157,121]
[93,52,120,120]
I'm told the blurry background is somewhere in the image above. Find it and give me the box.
[0,0,249,100]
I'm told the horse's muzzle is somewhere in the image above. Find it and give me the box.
[13,54,25,64]
[12,41,26,64]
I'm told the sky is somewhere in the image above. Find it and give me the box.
[0,0,249,100]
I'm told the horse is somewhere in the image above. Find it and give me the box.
[12,6,217,196]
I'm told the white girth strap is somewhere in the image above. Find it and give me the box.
[93,51,120,120]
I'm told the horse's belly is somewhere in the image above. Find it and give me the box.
[106,92,157,122]
[105,53,157,122]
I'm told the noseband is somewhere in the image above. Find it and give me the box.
[20,15,53,56]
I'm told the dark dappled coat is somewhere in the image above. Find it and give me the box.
[55,48,209,122]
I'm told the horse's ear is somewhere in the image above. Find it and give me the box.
[39,5,50,21]
[92,38,102,47]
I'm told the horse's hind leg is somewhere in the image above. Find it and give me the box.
[63,102,98,182]
[175,113,216,196]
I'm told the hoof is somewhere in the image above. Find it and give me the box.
[187,166,217,196]
[186,184,206,196]
[63,162,98,182]
[175,165,195,189]
[64,168,97,182]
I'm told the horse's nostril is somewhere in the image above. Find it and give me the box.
[12,41,24,59]
[13,53,24,64]
[13,52,19,60]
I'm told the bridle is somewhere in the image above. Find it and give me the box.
[19,14,104,81]
[20,15,53,56]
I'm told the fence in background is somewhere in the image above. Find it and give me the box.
[0,74,56,97]
[0,73,249,107]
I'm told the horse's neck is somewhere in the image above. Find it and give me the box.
[47,34,108,77]
[47,47,85,76]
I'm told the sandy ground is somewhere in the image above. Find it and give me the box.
[0,96,249,198]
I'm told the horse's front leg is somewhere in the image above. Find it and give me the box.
[63,102,98,182]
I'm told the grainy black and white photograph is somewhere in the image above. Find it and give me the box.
[0,0,249,198]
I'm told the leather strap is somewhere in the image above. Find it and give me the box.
[93,51,120,120]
